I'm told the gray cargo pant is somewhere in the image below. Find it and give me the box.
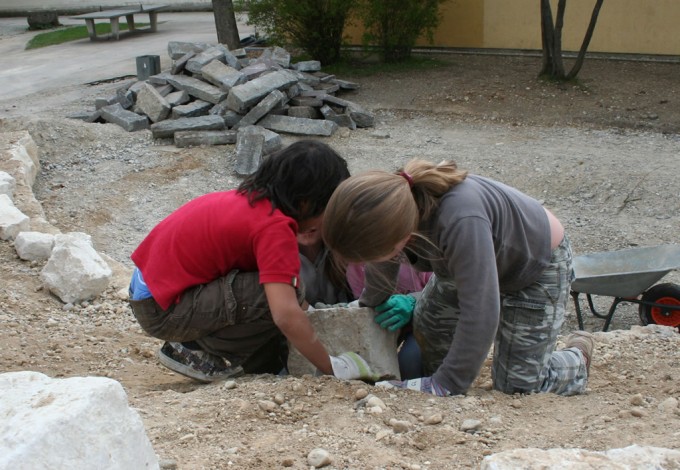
[413,236,588,395]
[129,270,306,374]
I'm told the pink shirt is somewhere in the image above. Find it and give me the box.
[346,263,432,299]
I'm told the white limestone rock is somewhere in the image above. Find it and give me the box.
[0,371,159,470]
[40,232,113,304]
[14,231,56,261]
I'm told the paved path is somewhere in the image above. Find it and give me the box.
[0,12,253,104]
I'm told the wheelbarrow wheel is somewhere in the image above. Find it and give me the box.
[638,283,680,329]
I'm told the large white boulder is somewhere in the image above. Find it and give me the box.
[0,371,159,470]
[40,232,113,303]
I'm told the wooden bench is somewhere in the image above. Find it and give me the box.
[70,5,167,41]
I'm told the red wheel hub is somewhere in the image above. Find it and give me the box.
[650,296,680,327]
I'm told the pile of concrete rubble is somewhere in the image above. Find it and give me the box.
[70,42,375,175]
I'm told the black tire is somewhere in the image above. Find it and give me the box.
[639,283,680,329]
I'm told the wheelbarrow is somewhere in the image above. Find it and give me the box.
[570,244,680,332]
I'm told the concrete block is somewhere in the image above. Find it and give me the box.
[165,90,190,107]
[238,125,283,155]
[331,78,360,90]
[235,89,286,128]
[290,96,323,108]
[321,95,375,128]
[292,60,321,73]
[175,130,238,148]
[186,47,226,75]
[287,307,400,380]
[99,104,149,132]
[40,232,112,304]
[171,50,195,75]
[238,62,270,81]
[171,99,212,119]
[270,46,291,68]
[150,115,226,139]
[0,193,30,240]
[0,371,158,470]
[166,74,228,104]
[135,83,171,123]
[167,40,211,60]
[327,113,357,130]
[14,231,55,261]
[259,114,338,137]
[234,132,264,176]
[201,60,247,92]
[288,106,319,120]
[94,95,119,110]
[66,109,103,123]
[215,44,241,69]
[226,69,298,113]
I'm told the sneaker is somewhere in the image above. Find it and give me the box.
[565,331,595,375]
[158,342,244,383]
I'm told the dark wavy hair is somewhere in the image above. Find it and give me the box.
[237,140,350,221]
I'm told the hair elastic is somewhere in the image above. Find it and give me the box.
[398,171,414,188]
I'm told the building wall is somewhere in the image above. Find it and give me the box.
[347,0,680,56]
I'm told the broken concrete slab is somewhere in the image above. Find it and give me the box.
[99,104,149,132]
[235,89,287,129]
[165,74,228,104]
[226,69,299,113]
[291,60,321,73]
[167,40,211,60]
[200,60,247,92]
[238,125,283,155]
[150,115,226,139]
[175,129,238,148]
[259,115,338,137]
[288,106,319,120]
[171,50,195,75]
[135,82,171,123]
[165,90,190,107]
[171,99,212,119]
[287,307,401,380]
[185,46,226,75]
[234,132,265,176]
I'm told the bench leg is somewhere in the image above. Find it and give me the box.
[148,12,158,32]
[84,19,97,40]
[110,17,120,40]
[125,14,136,32]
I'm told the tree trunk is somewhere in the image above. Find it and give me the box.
[212,0,240,49]
[567,0,605,79]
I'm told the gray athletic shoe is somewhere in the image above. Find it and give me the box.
[158,342,244,383]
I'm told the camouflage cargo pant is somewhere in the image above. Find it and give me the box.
[413,235,588,395]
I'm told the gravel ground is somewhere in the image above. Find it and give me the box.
[1,44,679,468]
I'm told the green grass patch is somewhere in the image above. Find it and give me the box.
[26,22,149,50]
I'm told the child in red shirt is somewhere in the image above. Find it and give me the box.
[129,140,375,383]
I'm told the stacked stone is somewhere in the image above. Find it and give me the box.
[71,42,374,175]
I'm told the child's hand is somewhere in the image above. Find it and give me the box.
[330,352,379,381]
[376,376,451,396]
[374,294,416,331]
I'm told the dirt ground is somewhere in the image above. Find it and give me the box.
[1,48,680,469]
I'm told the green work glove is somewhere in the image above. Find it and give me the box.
[330,352,379,381]
[374,294,416,331]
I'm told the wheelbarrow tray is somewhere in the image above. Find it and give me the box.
[571,244,680,298]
